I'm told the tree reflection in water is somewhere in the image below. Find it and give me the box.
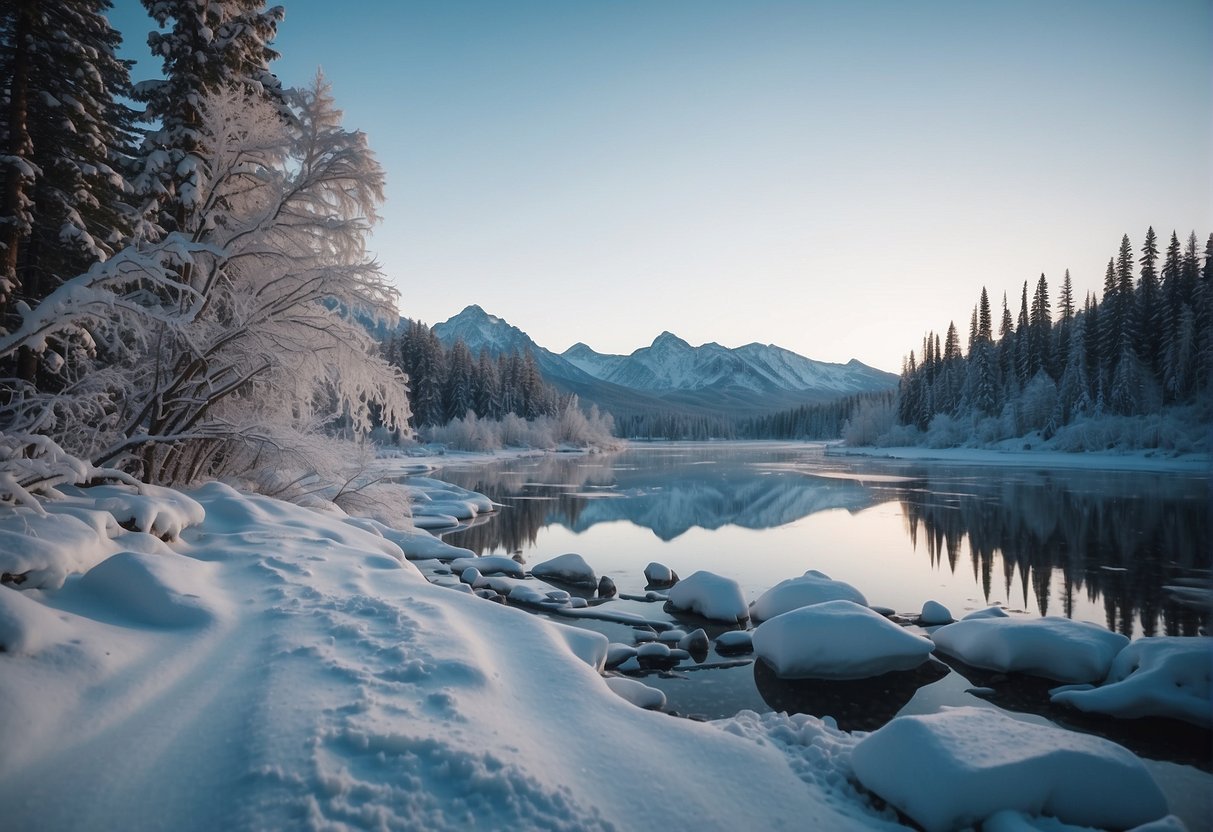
[438,446,1209,639]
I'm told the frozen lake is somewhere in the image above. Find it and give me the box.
[434,441,1210,770]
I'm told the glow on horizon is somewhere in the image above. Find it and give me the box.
[108,0,1212,373]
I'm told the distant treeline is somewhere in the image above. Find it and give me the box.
[895,228,1211,440]
[611,391,893,440]
[384,321,561,428]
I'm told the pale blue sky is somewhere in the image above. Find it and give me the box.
[109,0,1212,372]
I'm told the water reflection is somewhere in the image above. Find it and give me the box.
[439,444,1210,639]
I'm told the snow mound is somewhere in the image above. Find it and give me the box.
[750,570,868,621]
[931,616,1129,683]
[752,600,934,679]
[448,555,524,578]
[550,622,608,671]
[964,605,1010,620]
[1051,637,1213,727]
[0,505,120,589]
[86,483,205,540]
[531,553,597,587]
[851,707,1168,832]
[604,676,666,710]
[0,585,76,654]
[716,630,754,654]
[77,551,219,628]
[666,570,748,622]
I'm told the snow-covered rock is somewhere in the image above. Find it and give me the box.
[749,570,868,621]
[715,630,754,655]
[919,600,953,625]
[666,570,748,622]
[930,616,1129,683]
[605,643,637,668]
[644,561,678,586]
[851,707,1168,832]
[752,600,934,679]
[1051,637,1213,727]
[531,553,597,587]
[459,567,485,588]
[448,555,525,578]
[604,676,667,710]
[678,628,710,653]
[963,605,1010,620]
[658,629,687,644]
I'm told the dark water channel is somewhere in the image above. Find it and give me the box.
[433,442,1211,771]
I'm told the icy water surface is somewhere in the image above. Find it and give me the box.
[435,442,1211,770]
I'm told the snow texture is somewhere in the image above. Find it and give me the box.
[1050,637,1213,727]
[931,616,1130,683]
[919,600,954,625]
[752,600,935,679]
[665,570,749,622]
[447,555,525,578]
[0,481,896,831]
[749,569,869,621]
[851,707,1169,832]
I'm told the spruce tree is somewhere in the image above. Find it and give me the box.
[1,0,138,382]
[131,0,286,239]
[1137,227,1161,374]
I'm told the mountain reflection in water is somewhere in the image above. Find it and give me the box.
[438,444,1210,639]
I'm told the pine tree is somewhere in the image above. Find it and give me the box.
[1029,273,1051,378]
[1014,281,1030,385]
[1,1,138,383]
[131,0,286,239]
[1137,227,1161,374]
[443,338,475,422]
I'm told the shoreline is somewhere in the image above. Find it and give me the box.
[826,443,1211,475]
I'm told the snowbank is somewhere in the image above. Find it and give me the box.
[851,707,1169,832]
[752,600,934,679]
[750,569,868,621]
[0,482,903,831]
[931,615,1129,683]
[1051,637,1213,727]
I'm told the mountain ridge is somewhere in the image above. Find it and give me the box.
[429,304,897,418]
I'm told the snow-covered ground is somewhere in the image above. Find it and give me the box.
[1,464,1206,831]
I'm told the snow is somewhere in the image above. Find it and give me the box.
[604,676,667,710]
[1050,637,1213,727]
[643,561,677,585]
[749,569,868,621]
[832,444,1210,475]
[919,599,953,625]
[447,555,525,577]
[665,570,749,622]
[0,480,902,831]
[716,629,754,654]
[851,707,1169,832]
[931,615,1130,683]
[530,552,597,587]
[752,600,935,679]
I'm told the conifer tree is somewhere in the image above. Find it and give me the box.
[1137,228,1161,374]
[131,0,286,239]
[1,0,138,383]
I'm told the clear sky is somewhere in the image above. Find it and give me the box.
[107,0,1212,373]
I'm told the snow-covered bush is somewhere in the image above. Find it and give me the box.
[924,413,969,448]
[423,398,621,452]
[843,396,896,446]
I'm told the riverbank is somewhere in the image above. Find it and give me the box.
[1,453,1206,830]
[829,443,1211,474]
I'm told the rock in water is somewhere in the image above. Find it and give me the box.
[597,575,617,598]
[666,571,749,623]
[531,553,597,588]
[918,600,953,625]
[644,562,679,587]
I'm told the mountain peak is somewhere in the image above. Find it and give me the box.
[651,331,691,350]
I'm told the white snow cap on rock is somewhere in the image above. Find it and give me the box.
[931,615,1129,683]
[665,571,748,622]
[752,600,934,679]
[750,570,868,621]
[643,561,677,585]
[919,600,953,625]
[851,706,1168,832]
[530,553,597,587]
[1051,636,1213,727]
[448,555,524,578]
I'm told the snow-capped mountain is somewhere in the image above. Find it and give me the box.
[430,304,897,416]
[563,331,896,395]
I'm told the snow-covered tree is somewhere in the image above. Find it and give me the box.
[131,0,286,238]
[0,0,138,384]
